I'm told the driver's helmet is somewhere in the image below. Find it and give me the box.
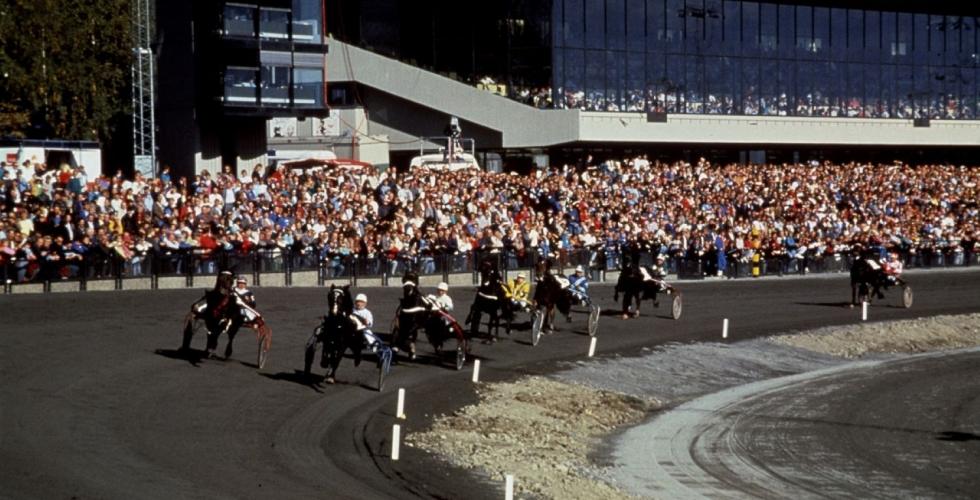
[436,282,449,292]
[355,293,368,304]
[655,254,665,263]
[236,276,247,286]
[574,265,585,274]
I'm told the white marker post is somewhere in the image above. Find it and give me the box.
[588,337,597,357]
[391,424,401,460]
[472,359,481,383]
[862,301,868,321]
[722,318,729,339]
[396,388,406,420]
[504,474,515,500]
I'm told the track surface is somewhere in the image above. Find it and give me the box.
[614,349,980,499]
[1,270,978,499]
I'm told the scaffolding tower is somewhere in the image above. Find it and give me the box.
[131,0,156,177]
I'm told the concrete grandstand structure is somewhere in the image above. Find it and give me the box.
[324,0,980,167]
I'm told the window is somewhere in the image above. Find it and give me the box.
[224,4,255,38]
[292,0,323,43]
[261,65,291,105]
[293,67,323,107]
[224,67,258,103]
[260,8,290,40]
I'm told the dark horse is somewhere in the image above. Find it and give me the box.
[850,251,887,306]
[182,271,270,360]
[466,260,510,341]
[304,284,360,384]
[391,272,429,360]
[532,258,572,333]
[614,255,679,319]
[393,272,469,368]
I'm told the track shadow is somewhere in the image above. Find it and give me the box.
[794,301,854,308]
[935,431,980,442]
[259,370,324,393]
[154,348,205,367]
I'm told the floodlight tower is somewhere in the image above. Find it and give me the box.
[131,0,156,177]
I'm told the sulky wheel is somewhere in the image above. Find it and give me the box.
[901,285,914,309]
[588,304,601,337]
[531,310,544,347]
[670,293,683,320]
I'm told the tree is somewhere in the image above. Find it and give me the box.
[0,0,131,144]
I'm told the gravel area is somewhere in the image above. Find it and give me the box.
[770,313,980,358]
[405,376,658,499]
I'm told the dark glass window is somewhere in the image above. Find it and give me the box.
[778,3,794,58]
[585,0,605,49]
[607,0,626,51]
[704,0,723,53]
[224,4,255,38]
[565,49,586,108]
[627,0,647,52]
[607,50,626,110]
[292,0,323,44]
[666,54,685,112]
[830,8,847,59]
[261,65,291,106]
[796,5,813,58]
[847,9,863,61]
[627,52,646,110]
[722,0,740,55]
[259,8,290,40]
[565,0,585,47]
[742,2,759,55]
[813,7,829,58]
[741,58,759,114]
[759,3,776,54]
[293,67,323,107]
[864,10,880,63]
[224,67,258,104]
[586,49,606,109]
[665,0,684,50]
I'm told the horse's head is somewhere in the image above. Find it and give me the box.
[533,257,552,281]
[327,285,344,316]
[214,270,235,296]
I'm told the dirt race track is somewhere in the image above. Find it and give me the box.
[1,270,979,500]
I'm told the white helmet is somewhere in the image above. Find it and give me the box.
[516,272,526,280]
[437,282,449,292]
[354,293,368,303]
[575,265,585,274]
[656,254,665,262]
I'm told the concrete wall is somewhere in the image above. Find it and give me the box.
[326,38,580,149]
[578,112,980,147]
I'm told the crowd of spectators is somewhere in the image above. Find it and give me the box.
[476,79,973,119]
[1,155,978,284]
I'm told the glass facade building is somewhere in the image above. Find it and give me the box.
[553,0,980,119]
[334,1,980,120]
[215,0,326,111]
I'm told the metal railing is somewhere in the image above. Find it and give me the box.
[3,245,977,294]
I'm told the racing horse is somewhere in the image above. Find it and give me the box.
[850,250,886,306]
[391,272,470,369]
[304,284,360,384]
[531,257,572,335]
[391,272,429,360]
[614,255,683,320]
[465,260,510,342]
[181,271,272,367]
[849,251,913,308]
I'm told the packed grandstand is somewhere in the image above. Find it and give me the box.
[1,156,977,284]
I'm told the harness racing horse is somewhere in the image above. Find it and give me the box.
[181,271,272,367]
[304,284,360,384]
[531,258,572,336]
[391,272,428,361]
[849,252,913,308]
[614,256,683,320]
[465,260,510,342]
[391,272,470,369]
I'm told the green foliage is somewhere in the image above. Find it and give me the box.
[0,0,132,142]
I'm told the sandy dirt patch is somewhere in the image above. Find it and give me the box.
[770,313,980,358]
[405,376,658,499]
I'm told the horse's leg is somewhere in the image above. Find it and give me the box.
[181,313,196,350]
[325,339,341,384]
[204,317,221,356]
[224,319,242,359]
